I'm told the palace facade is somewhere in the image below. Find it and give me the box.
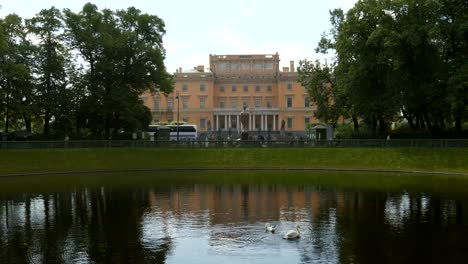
[140,53,318,135]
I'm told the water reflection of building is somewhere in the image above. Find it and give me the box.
[146,184,321,224]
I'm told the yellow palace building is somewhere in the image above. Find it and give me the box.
[140,53,318,136]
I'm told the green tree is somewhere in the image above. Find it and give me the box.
[436,0,468,133]
[27,7,73,138]
[64,4,172,139]
[0,14,33,135]
[298,59,350,128]
[388,0,447,133]
[313,0,468,137]
[336,0,399,134]
[301,9,360,131]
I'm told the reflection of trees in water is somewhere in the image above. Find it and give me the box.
[0,189,174,263]
[1,185,468,263]
[332,191,468,263]
[84,188,174,263]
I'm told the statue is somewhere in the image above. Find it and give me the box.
[240,107,249,140]
[280,119,286,136]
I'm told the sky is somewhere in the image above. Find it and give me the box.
[1,0,357,73]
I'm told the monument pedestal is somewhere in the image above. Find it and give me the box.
[241,131,249,141]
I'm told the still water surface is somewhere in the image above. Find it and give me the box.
[1,171,468,263]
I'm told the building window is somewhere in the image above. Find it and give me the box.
[153,97,160,110]
[200,84,205,92]
[266,98,273,108]
[167,98,174,110]
[232,85,237,92]
[242,98,249,108]
[287,83,293,90]
[220,100,225,108]
[182,97,188,109]
[200,118,206,129]
[304,96,310,108]
[231,98,238,109]
[255,85,260,92]
[287,118,293,129]
[182,84,188,92]
[243,85,248,92]
[267,85,272,91]
[287,97,293,108]
[182,117,188,123]
[305,117,310,126]
[199,97,206,109]
[254,97,261,108]
[168,117,173,123]
[220,85,225,92]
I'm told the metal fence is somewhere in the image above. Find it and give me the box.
[1,139,468,149]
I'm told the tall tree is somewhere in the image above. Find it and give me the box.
[298,59,349,128]
[0,14,32,135]
[336,0,400,134]
[389,0,447,133]
[300,9,360,131]
[64,4,172,139]
[311,0,468,137]
[436,0,468,133]
[27,7,72,138]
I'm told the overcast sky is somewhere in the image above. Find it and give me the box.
[1,0,357,73]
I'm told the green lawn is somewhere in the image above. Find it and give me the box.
[0,147,467,175]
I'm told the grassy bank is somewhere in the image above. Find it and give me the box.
[1,170,468,196]
[0,147,467,175]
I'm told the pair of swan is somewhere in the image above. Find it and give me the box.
[265,223,301,239]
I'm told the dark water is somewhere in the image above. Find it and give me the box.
[1,171,468,263]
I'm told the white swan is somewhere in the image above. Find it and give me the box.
[265,223,276,233]
[283,225,300,239]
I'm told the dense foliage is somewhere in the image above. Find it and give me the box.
[0,3,172,139]
[299,0,468,138]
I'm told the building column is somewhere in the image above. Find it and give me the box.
[224,115,228,130]
[265,114,268,131]
[273,114,276,131]
[249,114,252,130]
[216,114,219,130]
[260,115,263,131]
[237,114,240,132]
[228,115,232,129]
[252,115,255,130]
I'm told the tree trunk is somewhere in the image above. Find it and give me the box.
[378,117,387,133]
[23,113,32,132]
[76,118,81,139]
[416,114,426,129]
[352,115,359,132]
[4,95,9,134]
[455,116,462,133]
[403,112,416,130]
[371,116,377,134]
[423,112,433,132]
[104,84,111,140]
[105,114,111,139]
[44,110,50,137]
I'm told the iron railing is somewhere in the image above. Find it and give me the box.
[1,139,468,149]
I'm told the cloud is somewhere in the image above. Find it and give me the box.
[335,0,358,10]
[208,29,250,51]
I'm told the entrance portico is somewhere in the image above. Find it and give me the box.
[213,108,279,132]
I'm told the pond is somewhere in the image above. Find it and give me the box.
[1,171,468,263]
